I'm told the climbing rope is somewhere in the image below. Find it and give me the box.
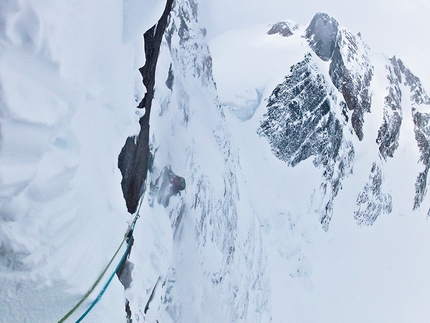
[74,218,137,323]
[57,208,141,323]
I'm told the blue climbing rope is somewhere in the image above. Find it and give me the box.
[75,225,135,323]
[57,211,140,323]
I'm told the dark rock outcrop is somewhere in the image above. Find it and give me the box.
[403,60,430,210]
[354,57,430,223]
[165,63,174,90]
[165,0,215,87]
[413,110,430,210]
[267,21,296,37]
[305,13,374,141]
[118,0,174,214]
[263,12,430,228]
[379,57,430,211]
[259,54,341,166]
[304,13,338,61]
[377,58,403,159]
[258,54,354,230]
[328,29,373,140]
[355,163,392,225]
[392,58,430,210]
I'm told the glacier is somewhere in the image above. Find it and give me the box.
[1,1,430,323]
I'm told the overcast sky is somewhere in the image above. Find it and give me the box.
[199,0,430,90]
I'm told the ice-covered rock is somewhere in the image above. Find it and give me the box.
[125,0,270,321]
[377,58,403,159]
[258,53,354,230]
[328,28,373,140]
[355,162,393,225]
[256,13,430,228]
[267,20,298,37]
[304,12,338,61]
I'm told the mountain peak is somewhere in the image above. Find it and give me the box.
[267,20,298,37]
[304,12,339,61]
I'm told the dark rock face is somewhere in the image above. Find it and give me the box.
[328,29,373,140]
[379,57,430,211]
[353,57,403,225]
[267,21,296,37]
[165,63,174,90]
[413,110,430,210]
[118,0,174,214]
[305,13,374,140]
[395,58,430,210]
[400,59,430,210]
[355,163,392,226]
[259,54,354,230]
[377,58,403,159]
[165,0,215,87]
[259,54,340,166]
[258,14,430,228]
[304,12,338,61]
[355,57,430,224]
[117,260,134,289]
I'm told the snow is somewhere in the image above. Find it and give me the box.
[0,0,165,321]
[210,18,430,322]
[123,0,167,43]
[210,24,308,121]
[2,0,430,322]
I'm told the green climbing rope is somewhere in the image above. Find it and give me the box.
[57,212,140,323]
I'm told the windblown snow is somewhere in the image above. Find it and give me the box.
[1,1,430,323]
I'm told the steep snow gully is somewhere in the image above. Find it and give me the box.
[2,1,430,322]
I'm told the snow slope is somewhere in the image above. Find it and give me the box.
[0,0,165,321]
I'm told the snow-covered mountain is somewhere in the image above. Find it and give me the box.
[255,13,430,229]
[2,1,430,322]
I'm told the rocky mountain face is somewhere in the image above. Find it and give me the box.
[258,53,354,230]
[124,7,430,322]
[124,0,269,321]
[258,12,430,229]
[383,57,430,211]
